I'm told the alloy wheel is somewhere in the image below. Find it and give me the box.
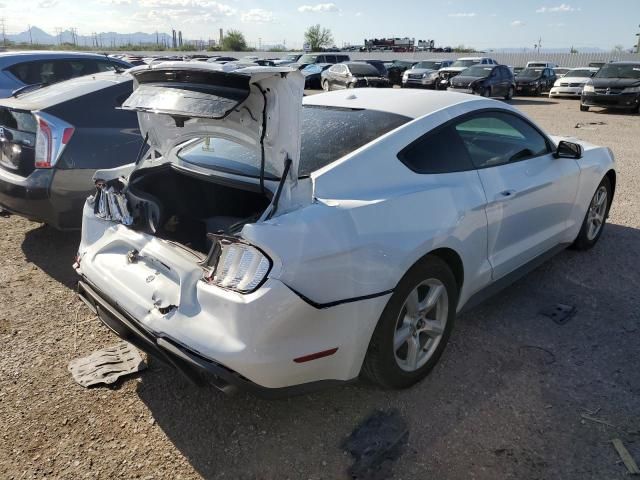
[393,279,448,372]
[586,186,608,241]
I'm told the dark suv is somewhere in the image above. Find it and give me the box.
[0,71,141,229]
[448,65,515,99]
[515,67,556,95]
[581,61,640,113]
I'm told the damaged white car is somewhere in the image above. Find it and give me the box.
[75,63,616,396]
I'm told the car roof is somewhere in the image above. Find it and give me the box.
[303,88,500,120]
[608,61,640,65]
[0,71,131,110]
[0,50,117,67]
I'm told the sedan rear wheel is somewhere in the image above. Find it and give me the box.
[505,86,514,100]
[361,256,458,389]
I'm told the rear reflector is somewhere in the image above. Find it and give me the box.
[293,348,339,363]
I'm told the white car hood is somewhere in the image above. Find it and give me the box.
[556,76,590,85]
[122,62,304,183]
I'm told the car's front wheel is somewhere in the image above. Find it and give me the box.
[572,176,612,250]
[580,105,589,112]
[362,256,458,389]
[322,80,330,91]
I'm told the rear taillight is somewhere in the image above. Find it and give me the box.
[34,112,74,169]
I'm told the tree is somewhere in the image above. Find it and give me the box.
[222,30,247,51]
[612,44,625,54]
[304,24,333,51]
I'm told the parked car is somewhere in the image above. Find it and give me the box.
[588,62,606,69]
[321,62,390,90]
[553,67,572,78]
[0,51,132,98]
[354,60,388,77]
[0,71,141,229]
[296,53,350,69]
[402,59,454,89]
[515,67,557,95]
[386,60,417,85]
[206,56,238,64]
[76,63,615,396]
[581,61,640,113]
[447,64,515,99]
[273,53,303,65]
[526,61,558,69]
[301,63,332,89]
[436,57,499,90]
[549,67,599,98]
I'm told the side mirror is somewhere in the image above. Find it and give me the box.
[554,140,583,159]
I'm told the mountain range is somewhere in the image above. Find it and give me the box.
[7,26,174,47]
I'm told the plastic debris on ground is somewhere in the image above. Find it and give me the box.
[342,409,408,480]
[68,342,146,388]
[540,303,576,325]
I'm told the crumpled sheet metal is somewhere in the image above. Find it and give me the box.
[68,342,146,388]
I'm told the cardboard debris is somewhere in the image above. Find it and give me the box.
[612,438,640,475]
[68,342,146,387]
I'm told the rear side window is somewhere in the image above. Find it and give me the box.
[7,59,104,85]
[178,106,411,178]
[455,112,551,168]
[398,125,473,174]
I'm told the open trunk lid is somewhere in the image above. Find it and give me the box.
[121,63,304,187]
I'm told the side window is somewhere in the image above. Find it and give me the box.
[97,61,117,72]
[455,112,551,169]
[326,55,337,63]
[398,125,474,174]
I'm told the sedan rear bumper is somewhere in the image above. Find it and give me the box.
[78,280,349,397]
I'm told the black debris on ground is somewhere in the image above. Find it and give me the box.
[342,409,408,480]
[540,303,577,325]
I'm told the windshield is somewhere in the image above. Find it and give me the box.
[298,54,318,64]
[451,59,479,68]
[527,63,547,68]
[565,69,594,78]
[414,61,442,70]
[393,61,415,68]
[177,106,411,179]
[595,64,640,79]
[348,64,379,76]
[518,68,543,77]
[461,65,494,77]
[285,54,299,61]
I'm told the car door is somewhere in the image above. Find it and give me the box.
[490,67,504,97]
[454,111,581,279]
[335,64,348,89]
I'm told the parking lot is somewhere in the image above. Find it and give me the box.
[0,96,639,479]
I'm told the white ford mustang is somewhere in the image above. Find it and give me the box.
[75,63,616,396]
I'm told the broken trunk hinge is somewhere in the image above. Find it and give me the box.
[265,156,292,221]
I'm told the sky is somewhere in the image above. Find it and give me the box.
[1,0,639,50]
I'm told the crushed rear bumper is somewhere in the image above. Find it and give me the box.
[77,280,348,398]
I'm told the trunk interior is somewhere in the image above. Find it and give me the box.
[127,164,271,254]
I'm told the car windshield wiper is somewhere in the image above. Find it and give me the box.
[11,82,49,97]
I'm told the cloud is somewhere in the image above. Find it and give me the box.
[241,8,274,23]
[511,20,525,26]
[97,0,132,4]
[38,0,58,6]
[355,11,362,16]
[536,4,580,13]
[448,12,476,17]
[297,3,338,13]
[138,0,235,15]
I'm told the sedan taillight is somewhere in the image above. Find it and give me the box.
[34,112,74,169]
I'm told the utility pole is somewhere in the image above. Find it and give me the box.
[28,24,33,44]
[636,24,640,54]
[0,18,7,46]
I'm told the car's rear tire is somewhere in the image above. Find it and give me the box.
[572,176,612,250]
[505,86,514,100]
[361,256,458,389]
[535,86,542,96]
[482,86,491,97]
[322,80,330,91]
[580,105,589,112]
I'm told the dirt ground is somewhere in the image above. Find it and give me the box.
[1,96,639,480]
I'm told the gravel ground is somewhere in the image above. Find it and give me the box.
[1,96,639,480]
